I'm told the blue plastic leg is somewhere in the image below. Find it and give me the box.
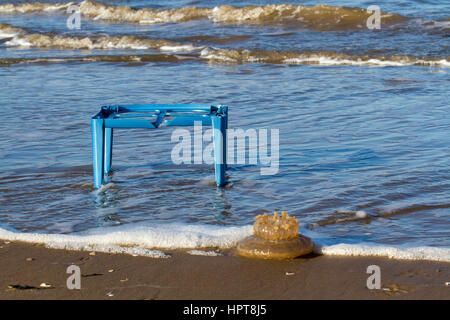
[92,118,104,188]
[104,127,113,174]
[212,115,226,186]
[223,112,228,170]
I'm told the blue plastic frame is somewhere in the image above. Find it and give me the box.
[91,104,228,188]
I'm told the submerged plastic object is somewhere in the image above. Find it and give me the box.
[91,104,228,188]
[237,211,314,259]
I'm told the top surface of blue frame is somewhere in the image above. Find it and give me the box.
[92,104,228,129]
[94,104,227,117]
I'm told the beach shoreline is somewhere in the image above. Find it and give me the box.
[0,241,448,300]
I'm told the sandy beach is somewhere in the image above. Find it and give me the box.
[0,241,448,300]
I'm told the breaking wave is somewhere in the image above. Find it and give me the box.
[2,23,448,68]
[0,223,449,262]
[0,0,407,31]
[4,32,199,51]
[0,54,189,66]
[208,4,406,31]
[0,23,25,39]
[0,1,72,14]
[199,47,450,67]
[1,51,449,68]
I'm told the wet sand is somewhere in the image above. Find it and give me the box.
[0,241,448,300]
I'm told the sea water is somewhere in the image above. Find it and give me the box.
[0,0,449,260]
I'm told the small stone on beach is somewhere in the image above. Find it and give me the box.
[39,283,52,288]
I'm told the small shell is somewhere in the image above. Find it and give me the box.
[40,283,52,288]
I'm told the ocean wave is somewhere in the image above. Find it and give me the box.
[4,32,200,51]
[1,51,449,68]
[0,23,25,39]
[80,0,210,25]
[200,47,450,67]
[0,0,407,31]
[307,210,370,228]
[2,26,448,68]
[209,4,406,31]
[0,1,72,14]
[0,224,449,261]
[0,54,186,66]
[417,18,450,31]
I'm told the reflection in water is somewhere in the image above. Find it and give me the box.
[211,187,232,222]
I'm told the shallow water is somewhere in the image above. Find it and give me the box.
[0,0,449,252]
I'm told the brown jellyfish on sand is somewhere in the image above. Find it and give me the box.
[237,211,314,259]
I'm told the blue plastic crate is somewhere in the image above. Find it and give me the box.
[91,104,228,188]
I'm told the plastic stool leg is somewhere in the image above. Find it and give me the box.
[223,112,228,170]
[92,118,104,188]
[212,115,226,186]
[104,127,113,174]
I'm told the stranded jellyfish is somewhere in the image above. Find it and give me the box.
[237,211,314,259]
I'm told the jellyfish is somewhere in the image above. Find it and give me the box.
[237,211,314,259]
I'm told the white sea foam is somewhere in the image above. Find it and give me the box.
[43,3,73,12]
[0,1,406,31]
[283,57,450,67]
[0,31,18,39]
[0,223,449,262]
[160,44,201,52]
[0,223,253,254]
[200,47,450,68]
[187,249,223,256]
[315,243,450,262]
[200,47,238,63]
[47,242,170,258]
[0,23,24,39]
[0,2,72,14]
[5,37,31,47]
[3,32,204,52]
